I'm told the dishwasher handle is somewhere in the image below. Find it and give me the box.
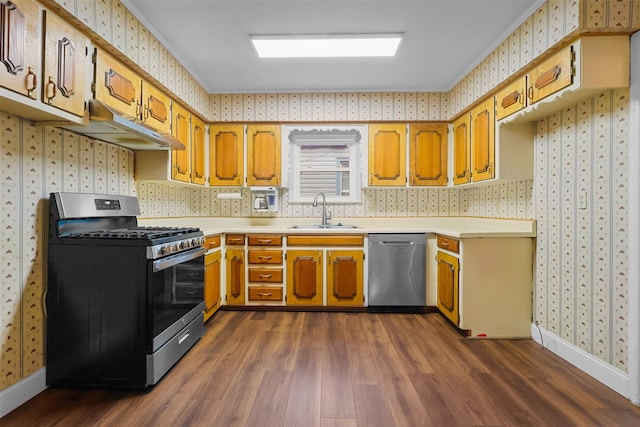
[373,241,418,246]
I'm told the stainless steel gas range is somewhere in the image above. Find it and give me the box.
[46,192,206,388]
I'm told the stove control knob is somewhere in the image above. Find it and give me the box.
[181,241,188,249]
[160,246,168,255]
[191,238,199,246]
[172,244,179,252]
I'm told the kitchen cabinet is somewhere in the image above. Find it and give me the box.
[286,234,365,307]
[433,234,533,338]
[171,102,191,183]
[225,248,245,306]
[470,97,495,183]
[225,233,245,305]
[496,76,527,120]
[209,124,244,186]
[247,124,281,186]
[247,234,284,305]
[368,124,406,186]
[452,113,471,185]
[436,237,460,325]
[528,44,573,105]
[408,123,448,186]
[204,243,221,321]
[42,9,89,117]
[286,250,323,306]
[326,250,364,307]
[140,80,170,134]
[191,116,206,185]
[94,49,140,119]
[0,0,39,99]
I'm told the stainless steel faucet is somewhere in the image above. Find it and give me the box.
[312,191,331,226]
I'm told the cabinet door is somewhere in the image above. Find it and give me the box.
[247,124,281,186]
[94,49,140,119]
[437,251,459,325]
[42,10,88,116]
[470,97,495,183]
[408,123,447,186]
[452,113,470,185]
[496,76,527,120]
[191,116,206,185]
[286,250,322,306]
[209,124,244,186]
[528,44,573,104]
[368,124,406,186]
[326,250,363,307]
[226,248,245,305]
[171,102,190,183]
[204,250,221,321]
[141,80,170,134]
[0,0,39,99]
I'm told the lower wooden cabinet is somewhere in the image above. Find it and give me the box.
[286,250,323,306]
[326,250,364,306]
[286,243,364,307]
[436,250,459,325]
[204,250,221,321]
[225,248,245,305]
[434,235,533,338]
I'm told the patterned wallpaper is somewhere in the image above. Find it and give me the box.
[534,89,630,371]
[2,0,639,393]
[0,113,136,389]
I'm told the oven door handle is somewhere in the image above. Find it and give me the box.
[153,247,207,272]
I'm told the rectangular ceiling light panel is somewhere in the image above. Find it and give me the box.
[250,34,403,58]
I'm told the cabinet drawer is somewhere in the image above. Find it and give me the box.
[225,234,245,245]
[248,234,282,246]
[528,44,573,104]
[248,249,283,264]
[287,235,364,246]
[437,235,460,253]
[248,286,283,302]
[248,268,283,283]
[205,235,221,250]
[496,76,527,120]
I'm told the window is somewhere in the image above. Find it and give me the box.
[284,125,365,203]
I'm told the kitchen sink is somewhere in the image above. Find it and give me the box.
[289,223,360,229]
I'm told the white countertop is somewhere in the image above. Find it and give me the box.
[137,216,536,238]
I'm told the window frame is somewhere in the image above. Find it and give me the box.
[283,125,366,203]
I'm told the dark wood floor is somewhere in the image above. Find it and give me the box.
[3,311,640,426]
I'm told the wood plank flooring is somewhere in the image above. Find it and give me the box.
[3,310,640,426]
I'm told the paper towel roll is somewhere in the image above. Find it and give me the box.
[217,193,242,199]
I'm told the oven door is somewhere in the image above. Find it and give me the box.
[149,246,206,352]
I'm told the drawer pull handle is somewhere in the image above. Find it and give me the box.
[258,292,273,297]
[258,239,272,244]
[259,274,272,278]
[258,256,272,260]
[441,242,449,246]
[178,332,189,345]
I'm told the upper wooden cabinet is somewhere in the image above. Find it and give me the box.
[94,48,170,135]
[0,0,39,99]
[408,123,448,186]
[528,44,573,105]
[141,79,170,134]
[496,76,527,120]
[94,49,140,119]
[470,97,495,183]
[171,102,190,183]
[247,124,281,186]
[191,116,206,185]
[368,124,406,186]
[42,10,88,117]
[452,113,471,185]
[209,124,244,186]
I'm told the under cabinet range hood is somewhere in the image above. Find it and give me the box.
[63,99,185,151]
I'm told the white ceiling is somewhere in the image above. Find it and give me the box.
[122,0,543,94]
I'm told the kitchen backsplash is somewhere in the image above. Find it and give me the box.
[136,181,534,220]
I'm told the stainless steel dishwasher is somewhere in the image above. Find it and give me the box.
[368,233,426,311]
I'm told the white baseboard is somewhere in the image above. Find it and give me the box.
[0,368,47,418]
[531,323,629,398]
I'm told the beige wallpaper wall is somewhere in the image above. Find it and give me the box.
[1,0,638,392]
